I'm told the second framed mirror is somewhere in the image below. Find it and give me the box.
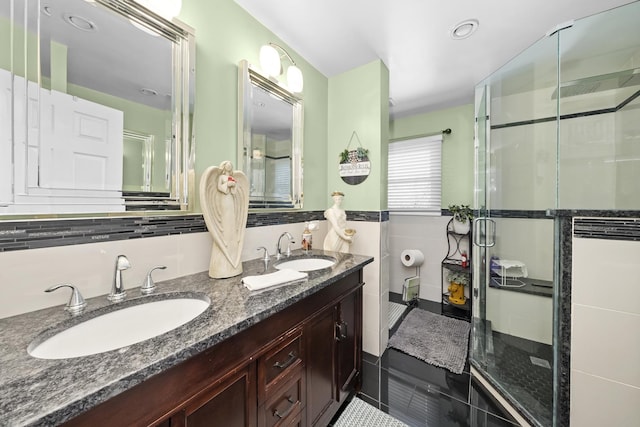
[237,60,303,209]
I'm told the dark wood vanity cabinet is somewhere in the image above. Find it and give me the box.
[63,270,364,427]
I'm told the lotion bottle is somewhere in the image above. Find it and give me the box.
[302,225,312,251]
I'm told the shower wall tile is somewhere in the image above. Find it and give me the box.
[572,237,640,315]
[572,222,640,426]
[571,370,640,427]
[571,304,640,388]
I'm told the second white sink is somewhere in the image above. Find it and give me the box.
[275,257,336,272]
[28,295,210,359]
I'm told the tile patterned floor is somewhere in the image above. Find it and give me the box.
[351,299,522,427]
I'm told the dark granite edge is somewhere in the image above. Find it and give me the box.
[2,251,374,426]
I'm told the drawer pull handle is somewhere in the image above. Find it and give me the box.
[273,351,296,369]
[335,321,348,341]
[273,396,297,419]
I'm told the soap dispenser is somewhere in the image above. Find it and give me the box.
[301,221,319,251]
[302,225,312,251]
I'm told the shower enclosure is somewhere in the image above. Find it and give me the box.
[472,2,640,426]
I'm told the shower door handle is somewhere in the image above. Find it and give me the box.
[473,218,496,247]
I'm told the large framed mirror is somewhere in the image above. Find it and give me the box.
[238,60,303,209]
[0,0,195,216]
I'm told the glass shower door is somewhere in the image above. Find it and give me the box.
[471,32,559,427]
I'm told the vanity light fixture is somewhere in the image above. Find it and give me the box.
[259,42,304,93]
[450,19,479,40]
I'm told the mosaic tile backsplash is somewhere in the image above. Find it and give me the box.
[0,210,390,252]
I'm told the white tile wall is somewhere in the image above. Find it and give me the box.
[388,214,450,302]
[571,233,640,425]
[486,287,553,345]
[0,222,328,319]
[571,370,640,427]
[349,220,384,356]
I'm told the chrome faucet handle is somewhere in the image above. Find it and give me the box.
[141,266,167,295]
[109,254,131,302]
[45,284,87,316]
[286,241,293,257]
[257,246,270,262]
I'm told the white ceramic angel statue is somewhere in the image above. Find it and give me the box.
[200,161,249,278]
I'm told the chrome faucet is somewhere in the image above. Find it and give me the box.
[108,255,130,302]
[45,284,87,316]
[276,232,295,260]
[141,265,167,295]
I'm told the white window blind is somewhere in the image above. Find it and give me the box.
[388,135,442,213]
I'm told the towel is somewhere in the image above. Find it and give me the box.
[242,269,308,291]
[494,259,528,278]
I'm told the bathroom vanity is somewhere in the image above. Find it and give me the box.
[0,250,373,426]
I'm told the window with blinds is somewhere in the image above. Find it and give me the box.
[388,135,442,213]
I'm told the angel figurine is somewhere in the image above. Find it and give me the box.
[200,161,249,278]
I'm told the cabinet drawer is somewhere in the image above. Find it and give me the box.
[259,328,303,395]
[260,366,305,427]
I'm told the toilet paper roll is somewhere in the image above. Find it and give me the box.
[401,249,425,267]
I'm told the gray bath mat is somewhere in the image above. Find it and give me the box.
[333,397,409,427]
[388,309,470,374]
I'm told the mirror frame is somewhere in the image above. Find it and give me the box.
[1,0,195,218]
[237,60,303,210]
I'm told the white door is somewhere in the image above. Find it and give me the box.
[40,90,123,191]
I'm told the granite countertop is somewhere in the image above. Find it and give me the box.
[0,249,373,426]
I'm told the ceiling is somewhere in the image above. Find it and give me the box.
[234,0,637,118]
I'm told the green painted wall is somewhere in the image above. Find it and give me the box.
[179,0,329,211]
[389,103,475,208]
[327,60,389,211]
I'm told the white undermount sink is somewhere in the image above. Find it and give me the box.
[28,296,210,359]
[274,256,336,272]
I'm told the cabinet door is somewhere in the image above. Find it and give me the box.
[336,288,362,401]
[304,305,338,427]
[182,363,256,427]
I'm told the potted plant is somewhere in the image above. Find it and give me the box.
[447,271,469,305]
[448,204,473,234]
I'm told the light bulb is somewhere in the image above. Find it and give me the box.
[287,65,303,93]
[259,45,281,77]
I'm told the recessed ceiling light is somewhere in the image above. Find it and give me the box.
[42,5,53,16]
[140,88,158,96]
[450,19,479,40]
[63,13,97,32]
